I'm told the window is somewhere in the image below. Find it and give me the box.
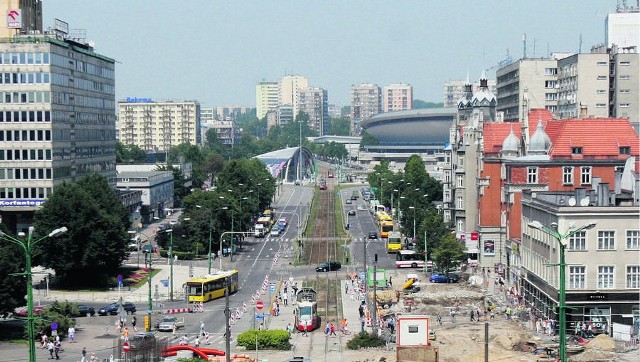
[569,266,586,289]
[619,103,630,108]
[620,146,630,155]
[627,266,640,288]
[580,166,591,184]
[627,230,640,249]
[563,166,573,185]
[597,75,607,80]
[597,230,615,250]
[596,103,607,108]
[456,175,463,187]
[596,89,607,94]
[545,93,557,101]
[619,89,630,94]
[619,75,630,80]
[544,80,557,88]
[620,61,630,66]
[598,266,615,289]
[456,219,464,232]
[456,196,463,209]
[572,147,583,154]
[597,61,607,66]
[545,68,557,75]
[527,167,538,183]
[568,231,586,250]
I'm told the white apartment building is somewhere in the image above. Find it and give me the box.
[256,81,278,120]
[383,83,413,112]
[299,87,328,135]
[557,53,611,119]
[279,75,309,117]
[350,83,381,135]
[117,100,201,153]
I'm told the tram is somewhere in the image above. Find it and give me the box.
[295,288,319,331]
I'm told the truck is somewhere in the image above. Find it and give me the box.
[254,216,272,237]
[254,223,266,237]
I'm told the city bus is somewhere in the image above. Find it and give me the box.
[395,250,425,268]
[375,211,394,238]
[186,269,239,303]
[386,231,403,253]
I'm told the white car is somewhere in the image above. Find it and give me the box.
[157,316,184,332]
[270,228,280,237]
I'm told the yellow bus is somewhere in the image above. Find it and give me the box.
[186,270,239,303]
[375,211,394,238]
[386,231,403,253]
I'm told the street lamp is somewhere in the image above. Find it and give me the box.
[165,228,175,301]
[527,220,596,362]
[408,206,416,240]
[128,231,154,332]
[0,226,67,362]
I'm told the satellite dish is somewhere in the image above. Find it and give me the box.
[567,197,577,206]
[580,197,590,206]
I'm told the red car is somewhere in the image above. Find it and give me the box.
[15,305,46,317]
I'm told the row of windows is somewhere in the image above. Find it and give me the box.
[568,265,639,289]
[0,148,51,161]
[0,110,50,122]
[0,91,51,104]
[568,230,639,250]
[0,186,52,199]
[0,129,51,142]
[0,72,50,84]
[0,52,50,65]
[50,54,114,79]
[51,73,115,94]
[0,168,52,180]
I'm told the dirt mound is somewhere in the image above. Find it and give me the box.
[569,349,617,361]
[584,334,616,352]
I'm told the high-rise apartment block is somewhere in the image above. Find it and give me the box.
[278,75,309,117]
[444,79,497,108]
[256,81,278,119]
[350,83,381,135]
[557,53,611,119]
[0,28,117,219]
[299,87,329,135]
[117,100,201,153]
[382,83,413,112]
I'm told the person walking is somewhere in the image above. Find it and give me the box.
[324,322,330,335]
[81,347,87,362]
[67,326,75,343]
[330,323,337,336]
[200,320,205,337]
[194,336,200,348]
[131,316,137,332]
[47,340,54,359]
[470,310,476,322]
[282,292,288,306]
[54,340,61,360]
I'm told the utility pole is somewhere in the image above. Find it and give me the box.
[225,283,231,362]
[372,253,378,335]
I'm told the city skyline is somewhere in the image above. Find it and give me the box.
[44,0,620,107]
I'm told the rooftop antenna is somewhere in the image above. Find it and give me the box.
[579,33,583,54]
[522,33,527,59]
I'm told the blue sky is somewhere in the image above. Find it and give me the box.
[44,1,618,107]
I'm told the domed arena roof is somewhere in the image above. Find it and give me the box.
[361,108,456,146]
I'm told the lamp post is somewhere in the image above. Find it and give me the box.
[527,220,596,362]
[164,228,175,301]
[129,230,154,331]
[409,206,416,240]
[0,226,67,362]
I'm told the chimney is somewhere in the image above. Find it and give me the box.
[597,183,610,206]
[614,167,623,194]
[575,187,586,202]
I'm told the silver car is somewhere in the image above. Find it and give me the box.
[157,316,184,332]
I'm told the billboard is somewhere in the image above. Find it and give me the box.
[483,240,495,255]
[6,9,21,29]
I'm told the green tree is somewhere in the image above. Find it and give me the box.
[328,116,351,135]
[416,208,448,261]
[359,130,379,149]
[33,301,77,339]
[168,143,206,187]
[0,226,25,316]
[32,173,131,286]
[116,142,147,163]
[413,99,444,109]
[433,233,465,273]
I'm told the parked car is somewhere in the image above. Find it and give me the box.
[429,273,460,283]
[157,316,184,332]
[97,302,136,316]
[346,199,352,204]
[315,261,341,272]
[368,232,378,239]
[348,210,356,216]
[76,304,95,317]
[128,332,156,350]
[15,305,46,317]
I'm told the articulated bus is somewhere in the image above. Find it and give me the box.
[395,250,425,268]
[186,270,239,303]
[386,231,403,253]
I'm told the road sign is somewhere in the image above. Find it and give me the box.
[256,301,264,310]
[123,341,130,352]
[51,322,58,330]
[255,315,264,320]
[269,283,275,292]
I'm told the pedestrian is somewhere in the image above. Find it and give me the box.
[470,310,476,322]
[81,347,87,362]
[330,323,337,336]
[47,340,54,359]
[436,313,443,326]
[388,276,392,287]
[200,320,205,336]
[388,318,395,334]
[41,334,49,349]
[172,323,177,337]
[360,317,366,332]
[179,334,189,345]
[204,332,211,344]
[194,336,200,348]
[68,326,75,343]
[476,309,481,321]
[122,327,129,341]
[450,309,456,323]
[286,323,293,336]
[132,316,137,332]
[54,340,61,360]
[358,304,365,319]
[324,322,330,335]
[283,292,288,306]
[90,352,98,362]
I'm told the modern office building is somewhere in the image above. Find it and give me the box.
[279,75,308,117]
[444,79,497,108]
[382,83,413,113]
[557,53,611,119]
[496,57,561,122]
[0,26,117,230]
[350,83,381,135]
[256,81,278,120]
[0,0,42,38]
[117,99,201,153]
[299,87,328,135]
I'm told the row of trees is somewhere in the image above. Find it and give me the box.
[367,156,464,270]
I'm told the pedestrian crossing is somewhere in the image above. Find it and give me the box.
[165,332,228,348]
